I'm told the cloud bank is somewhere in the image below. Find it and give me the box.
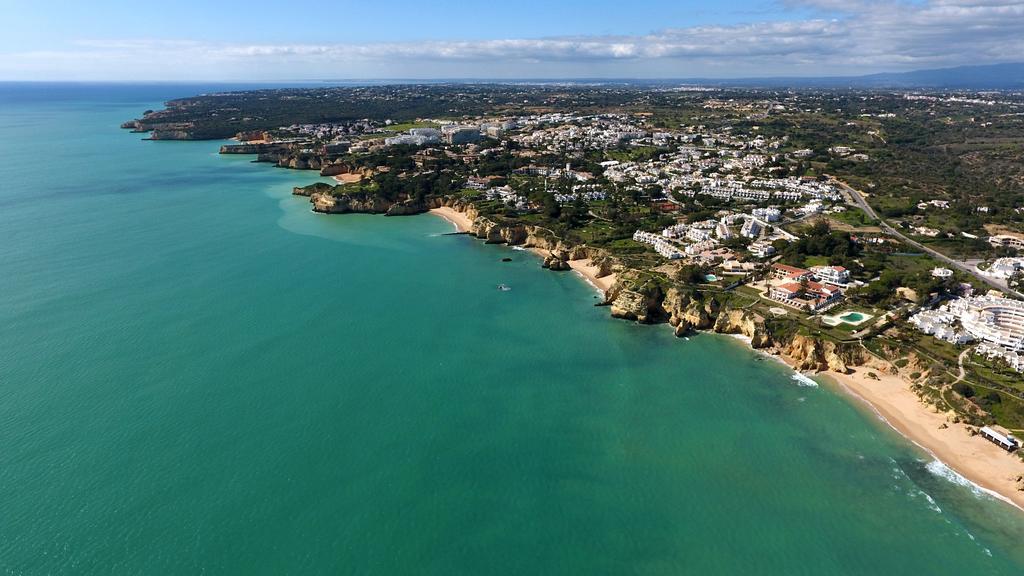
[2,0,1022,80]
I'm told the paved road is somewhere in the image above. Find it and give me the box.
[832,178,1024,299]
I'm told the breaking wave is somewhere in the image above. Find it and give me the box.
[791,373,819,387]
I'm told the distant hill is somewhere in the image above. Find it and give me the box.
[316,63,1024,90]
[687,63,1024,90]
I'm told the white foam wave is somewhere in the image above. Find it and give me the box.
[925,460,996,502]
[791,373,819,387]
[920,490,943,514]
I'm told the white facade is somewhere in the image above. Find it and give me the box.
[811,266,851,285]
[955,296,1024,352]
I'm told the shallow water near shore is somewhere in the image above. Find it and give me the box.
[3,83,1024,574]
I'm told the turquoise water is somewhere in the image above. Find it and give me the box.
[2,84,1024,574]
[841,312,867,323]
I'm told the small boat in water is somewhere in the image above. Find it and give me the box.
[497,284,512,291]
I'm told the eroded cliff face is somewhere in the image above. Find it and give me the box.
[777,334,893,374]
[661,288,714,335]
[308,191,420,215]
[603,276,886,376]
[712,309,772,349]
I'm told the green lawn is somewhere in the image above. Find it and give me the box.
[383,121,440,132]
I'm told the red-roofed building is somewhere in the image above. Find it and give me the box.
[771,263,813,281]
[769,279,844,311]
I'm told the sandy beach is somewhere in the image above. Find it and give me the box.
[817,365,1024,510]
[333,173,363,185]
[567,258,617,292]
[429,207,473,233]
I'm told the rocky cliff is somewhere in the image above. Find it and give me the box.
[602,271,890,376]
[307,191,428,215]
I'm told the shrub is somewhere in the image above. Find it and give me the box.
[952,382,976,398]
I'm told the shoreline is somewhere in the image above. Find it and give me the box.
[724,333,1024,510]
[529,247,617,293]
[332,173,364,185]
[818,366,1024,511]
[429,205,1024,511]
[429,206,474,233]
[429,208,618,292]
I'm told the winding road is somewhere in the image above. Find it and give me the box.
[832,179,1024,299]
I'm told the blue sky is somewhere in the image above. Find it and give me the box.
[0,0,1021,80]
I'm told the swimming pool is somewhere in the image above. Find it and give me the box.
[821,310,874,327]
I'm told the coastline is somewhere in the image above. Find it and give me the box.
[429,207,618,292]
[819,366,1024,511]
[429,206,474,233]
[433,203,1024,511]
[332,173,363,185]
[567,258,618,293]
[724,333,1024,510]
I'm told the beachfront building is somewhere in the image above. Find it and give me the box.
[685,239,720,256]
[980,426,1020,452]
[914,296,1024,372]
[910,308,973,344]
[720,260,759,274]
[662,223,690,239]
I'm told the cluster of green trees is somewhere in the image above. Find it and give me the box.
[776,222,860,267]
[371,171,458,203]
[848,268,953,306]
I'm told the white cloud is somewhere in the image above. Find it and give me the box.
[1,0,1022,79]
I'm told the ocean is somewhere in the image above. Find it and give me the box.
[2,83,1024,574]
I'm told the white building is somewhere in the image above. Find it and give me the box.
[740,219,761,239]
[751,207,782,222]
[634,230,684,260]
[990,235,1024,251]
[953,296,1024,352]
[810,265,851,285]
[748,241,776,258]
[981,258,1024,280]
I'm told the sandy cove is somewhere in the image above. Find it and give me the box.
[818,365,1024,510]
[429,208,618,292]
[430,207,474,234]
[332,173,363,185]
